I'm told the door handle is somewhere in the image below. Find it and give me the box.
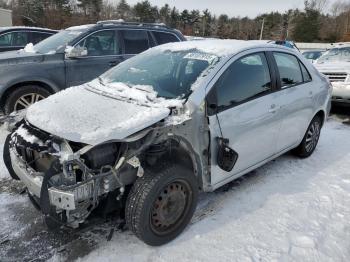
[308,91,313,97]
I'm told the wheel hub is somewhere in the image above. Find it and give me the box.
[14,93,45,111]
[305,121,320,153]
[151,181,189,234]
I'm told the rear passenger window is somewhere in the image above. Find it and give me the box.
[122,30,149,54]
[214,52,272,110]
[32,32,53,44]
[0,33,11,46]
[153,31,179,45]
[273,52,303,88]
[0,31,28,46]
[300,62,312,82]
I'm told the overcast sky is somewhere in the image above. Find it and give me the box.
[123,0,337,17]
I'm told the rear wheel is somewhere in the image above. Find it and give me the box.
[4,85,51,114]
[293,115,322,158]
[126,163,198,246]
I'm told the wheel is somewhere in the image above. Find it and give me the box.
[293,115,322,158]
[4,85,51,114]
[126,164,198,246]
[3,134,20,180]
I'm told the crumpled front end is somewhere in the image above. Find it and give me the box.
[9,120,140,228]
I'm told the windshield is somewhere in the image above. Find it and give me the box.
[303,51,322,60]
[317,47,350,63]
[34,29,87,54]
[100,48,219,99]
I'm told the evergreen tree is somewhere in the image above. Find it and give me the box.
[133,0,158,23]
[293,1,321,42]
[202,9,213,37]
[169,7,179,28]
[116,0,131,20]
[159,4,171,24]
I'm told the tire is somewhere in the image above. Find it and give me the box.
[4,85,51,114]
[293,115,322,158]
[125,164,198,246]
[3,134,20,180]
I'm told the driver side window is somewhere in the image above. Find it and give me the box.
[76,30,120,56]
[214,52,272,111]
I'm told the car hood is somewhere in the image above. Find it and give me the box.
[0,50,44,65]
[26,86,172,145]
[315,61,350,73]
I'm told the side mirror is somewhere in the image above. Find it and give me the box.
[65,46,88,59]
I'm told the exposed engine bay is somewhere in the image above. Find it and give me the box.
[9,119,191,228]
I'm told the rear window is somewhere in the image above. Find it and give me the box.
[273,52,303,88]
[153,31,179,45]
[121,30,150,54]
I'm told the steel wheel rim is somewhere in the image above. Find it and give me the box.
[305,121,320,153]
[14,93,45,111]
[150,179,192,236]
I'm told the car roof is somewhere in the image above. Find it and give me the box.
[153,39,289,58]
[65,21,183,36]
[0,26,57,33]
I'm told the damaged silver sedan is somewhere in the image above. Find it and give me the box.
[4,40,332,246]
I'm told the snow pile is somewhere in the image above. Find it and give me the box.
[23,43,35,53]
[26,86,171,145]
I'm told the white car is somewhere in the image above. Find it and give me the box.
[4,40,331,246]
[315,44,350,105]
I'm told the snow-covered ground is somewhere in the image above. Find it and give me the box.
[1,117,350,261]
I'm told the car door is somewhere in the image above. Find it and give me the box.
[119,29,152,61]
[65,29,123,87]
[271,52,315,151]
[207,51,282,186]
[0,31,29,52]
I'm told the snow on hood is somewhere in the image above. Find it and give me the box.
[26,84,178,145]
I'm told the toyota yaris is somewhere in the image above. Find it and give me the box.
[4,40,332,246]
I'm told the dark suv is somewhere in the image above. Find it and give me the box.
[0,21,185,113]
[0,27,57,52]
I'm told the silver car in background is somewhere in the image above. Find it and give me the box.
[315,44,350,106]
[4,40,332,246]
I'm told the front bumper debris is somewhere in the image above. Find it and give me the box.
[10,148,80,210]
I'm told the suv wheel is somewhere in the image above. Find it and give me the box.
[126,163,198,246]
[3,134,20,180]
[293,115,322,158]
[4,85,51,114]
